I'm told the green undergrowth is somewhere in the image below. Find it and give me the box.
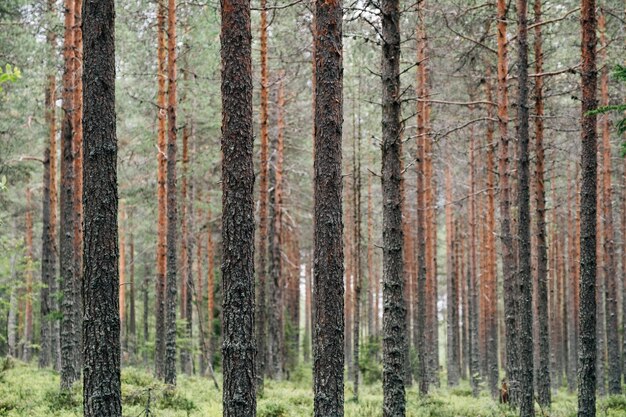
[0,358,624,416]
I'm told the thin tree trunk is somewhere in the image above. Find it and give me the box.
[119,203,126,356]
[155,0,168,379]
[599,12,622,395]
[381,0,407,414]
[40,18,57,365]
[533,0,551,406]
[484,67,499,399]
[313,0,344,414]
[578,1,598,415]
[352,93,363,397]
[196,197,206,375]
[163,0,179,386]
[256,0,270,395]
[60,0,79,389]
[23,189,34,362]
[445,168,460,387]
[180,108,193,375]
[567,171,578,392]
[468,112,480,398]
[81,0,121,412]
[207,192,215,363]
[72,0,84,370]
[221,0,256,414]
[304,254,312,362]
[129,230,137,361]
[367,160,375,340]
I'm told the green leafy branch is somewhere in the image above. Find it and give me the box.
[0,64,21,92]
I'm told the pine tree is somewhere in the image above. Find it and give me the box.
[221,0,256,415]
[81,0,121,413]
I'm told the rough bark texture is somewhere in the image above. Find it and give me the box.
[60,0,79,389]
[515,1,534,415]
[23,189,34,362]
[164,0,179,386]
[155,0,168,379]
[578,1,598,416]
[496,0,518,403]
[255,0,269,394]
[81,0,122,413]
[533,0,551,406]
[599,12,621,395]
[313,0,344,415]
[468,116,480,398]
[221,0,257,415]
[381,0,407,414]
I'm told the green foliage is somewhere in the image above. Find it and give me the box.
[359,338,383,385]
[0,64,20,92]
[587,65,626,155]
[257,401,288,417]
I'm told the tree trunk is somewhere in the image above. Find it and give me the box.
[180,110,193,375]
[60,0,79,390]
[515,1,534,415]
[484,68,499,399]
[119,203,126,356]
[221,0,256,414]
[445,168,460,387]
[468,112,480,398]
[164,0,179,386]
[578,0,598,415]
[155,0,168,380]
[599,12,621,395]
[268,74,285,379]
[207,192,215,364]
[352,94,363,397]
[72,0,84,370]
[533,0,551,406]
[303,254,312,362]
[40,18,57,365]
[23,189,33,362]
[381,0,407,414]
[256,0,270,394]
[143,259,151,365]
[129,230,137,361]
[313,0,344,414]
[81,0,121,412]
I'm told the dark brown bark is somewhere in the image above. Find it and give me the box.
[129,231,136,359]
[23,189,33,362]
[533,0,551,406]
[578,0,598,415]
[468,112,480,398]
[313,0,344,415]
[381,0,407,414]
[599,12,621,395]
[180,110,193,375]
[255,0,269,394]
[221,0,256,414]
[155,0,168,379]
[515,1,534,415]
[60,0,79,389]
[81,0,121,412]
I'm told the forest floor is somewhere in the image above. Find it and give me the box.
[0,358,625,417]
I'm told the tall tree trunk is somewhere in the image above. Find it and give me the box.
[566,171,578,392]
[303,254,312,362]
[497,0,518,404]
[129,230,137,361]
[367,160,375,339]
[445,168,460,386]
[81,0,121,412]
[60,0,79,390]
[268,75,285,379]
[196,197,206,374]
[155,0,168,379]
[468,112,480,398]
[119,203,127,355]
[484,67,499,399]
[207,192,215,363]
[221,0,256,414]
[596,166,606,396]
[415,0,429,395]
[313,0,344,415]
[533,0,551,406]
[23,189,34,362]
[256,0,270,394]
[381,0,407,414]
[180,109,193,375]
[578,0,598,415]
[40,14,57,365]
[164,0,179,386]
[352,95,363,397]
[72,0,84,369]
[599,12,622,395]
[515,1,534,415]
